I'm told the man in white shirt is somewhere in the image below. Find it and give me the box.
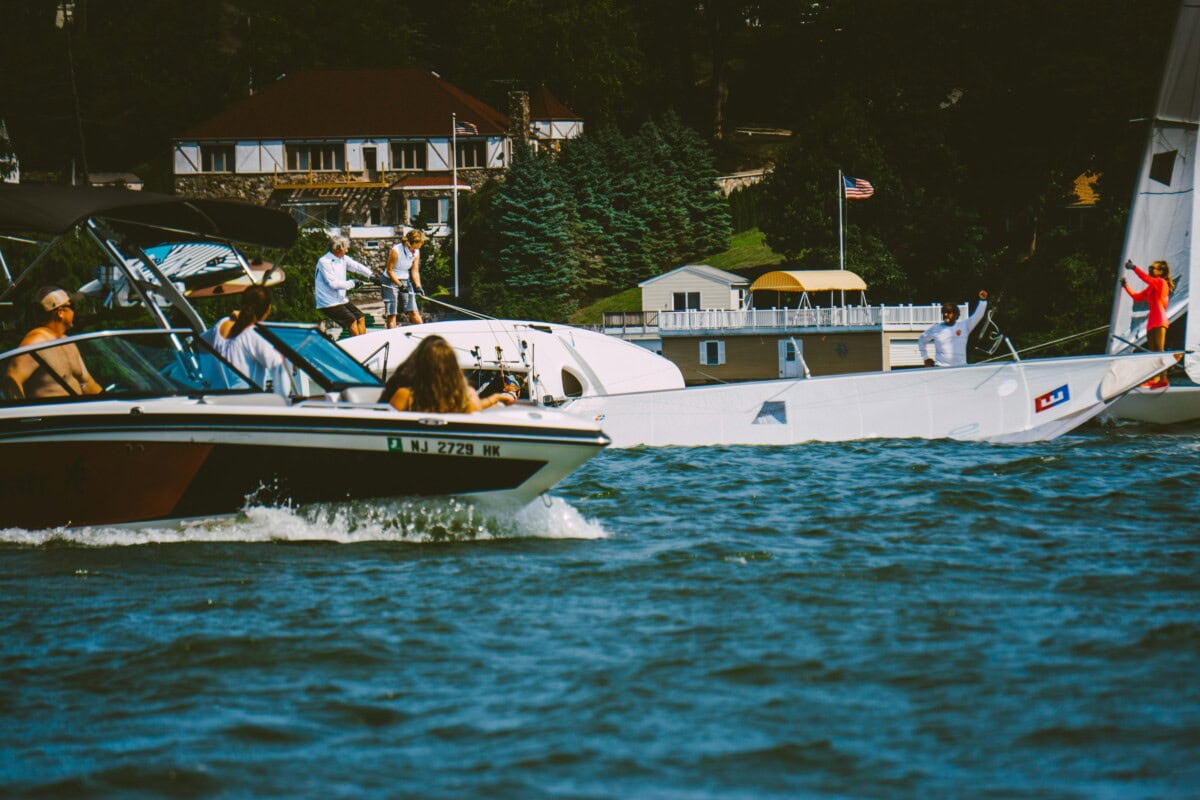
[315,234,374,336]
[918,290,989,367]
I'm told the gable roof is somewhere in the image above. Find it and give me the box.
[179,68,510,140]
[639,264,748,288]
[528,85,580,121]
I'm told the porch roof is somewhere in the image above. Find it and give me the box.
[750,270,867,292]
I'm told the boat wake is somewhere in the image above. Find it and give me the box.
[0,495,608,547]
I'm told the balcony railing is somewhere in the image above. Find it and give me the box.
[603,304,948,335]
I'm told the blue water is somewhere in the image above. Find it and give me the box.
[3,426,1199,798]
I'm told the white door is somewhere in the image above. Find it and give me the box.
[778,338,802,378]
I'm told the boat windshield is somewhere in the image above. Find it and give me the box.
[258,323,382,394]
[0,329,256,407]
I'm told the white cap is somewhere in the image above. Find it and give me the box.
[36,288,71,312]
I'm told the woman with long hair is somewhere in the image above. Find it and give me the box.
[1122,259,1175,351]
[381,335,515,413]
[207,285,284,386]
[1122,259,1175,388]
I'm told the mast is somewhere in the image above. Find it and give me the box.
[1109,0,1200,373]
[452,114,460,297]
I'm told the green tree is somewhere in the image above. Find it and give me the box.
[490,146,580,319]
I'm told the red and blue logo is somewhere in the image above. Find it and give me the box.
[1034,384,1070,413]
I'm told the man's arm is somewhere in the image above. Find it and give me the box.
[345,256,374,279]
[966,291,989,333]
[917,325,935,365]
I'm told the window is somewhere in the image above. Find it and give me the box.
[286,143,345,171]
[1150,150,1177,186]
[699,340,725,366]
[674,292,701,311]
[200,145,234,173]
[408,197,450,225]
[390,141,426,170]
[455,140,486,168]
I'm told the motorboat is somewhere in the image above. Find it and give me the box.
[340,316,685,405]
[0,185,608,530]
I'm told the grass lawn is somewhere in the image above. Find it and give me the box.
[569,228,784,325]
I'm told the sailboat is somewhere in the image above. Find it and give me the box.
[1106,0,1200,425]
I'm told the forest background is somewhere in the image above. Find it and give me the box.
[0,0,1183,351]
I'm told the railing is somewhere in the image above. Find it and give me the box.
[603,304,947,335]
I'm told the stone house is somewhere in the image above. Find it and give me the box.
[172,68,582,267]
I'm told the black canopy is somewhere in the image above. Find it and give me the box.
[0,184,297,249]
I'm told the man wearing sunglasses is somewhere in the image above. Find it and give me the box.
[3,286,102,400]
[918,290,989,368]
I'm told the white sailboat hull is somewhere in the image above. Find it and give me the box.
[1104,382,1200,425]
[564,352,1178,447]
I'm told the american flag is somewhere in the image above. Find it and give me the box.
[843,175,875,199]
[454,120,479,136]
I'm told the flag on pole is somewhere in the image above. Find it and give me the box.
[843,175,875,199]
[454,120,479,136]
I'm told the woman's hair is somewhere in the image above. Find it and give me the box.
[380,335,470,412]
[404,229,425,249]
[228,285,272,339]
[329,234,350,252]
[1151,260,1176,293]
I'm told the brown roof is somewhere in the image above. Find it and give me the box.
[180,68,510,140]
[528,85,580,121]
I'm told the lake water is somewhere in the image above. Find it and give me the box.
[2,425,1198,798]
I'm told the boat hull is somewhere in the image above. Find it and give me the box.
[1103,382,1200,425]
[564,352,1178,447]
[0,400,608,530]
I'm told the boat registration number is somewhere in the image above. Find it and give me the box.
[388,437,501,457]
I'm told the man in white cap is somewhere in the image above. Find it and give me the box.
[3,286,102,400]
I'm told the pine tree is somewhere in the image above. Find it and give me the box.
[658,111,732,259]
[492,146,580,318]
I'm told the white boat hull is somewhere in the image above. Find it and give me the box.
[1104,382,1200,425]
[564,352,1178,447]
[340,319,684,403]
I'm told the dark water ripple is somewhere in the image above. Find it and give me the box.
[2,426,1200,798]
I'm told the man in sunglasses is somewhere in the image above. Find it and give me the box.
[918,290,989,367]
[3,286,102,400]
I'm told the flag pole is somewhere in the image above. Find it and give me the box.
[837,169,845,307]
[452,113,460,297]
[837,169,845,271]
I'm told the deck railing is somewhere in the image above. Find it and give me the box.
[603,304,947,335]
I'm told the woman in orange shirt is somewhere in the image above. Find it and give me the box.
[1122,259,1175,351]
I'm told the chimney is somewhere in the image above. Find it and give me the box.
[508,91,530,146]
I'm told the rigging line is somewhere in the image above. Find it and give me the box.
[976,325,1109,363]
[416,293,529,373]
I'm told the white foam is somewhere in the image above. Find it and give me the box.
[0,495,608,546]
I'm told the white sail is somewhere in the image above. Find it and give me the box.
[1109,0,1200,384]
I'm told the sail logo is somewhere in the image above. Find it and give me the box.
[1034,385,1070,413]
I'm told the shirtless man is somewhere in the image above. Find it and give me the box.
[3,287,102,400]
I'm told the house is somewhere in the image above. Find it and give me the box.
[527,85,584,154]
[606,267,947,384]
[172,69,582,265]
[640,264,749,312]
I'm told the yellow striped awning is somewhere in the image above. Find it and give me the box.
[749,270,867,292]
